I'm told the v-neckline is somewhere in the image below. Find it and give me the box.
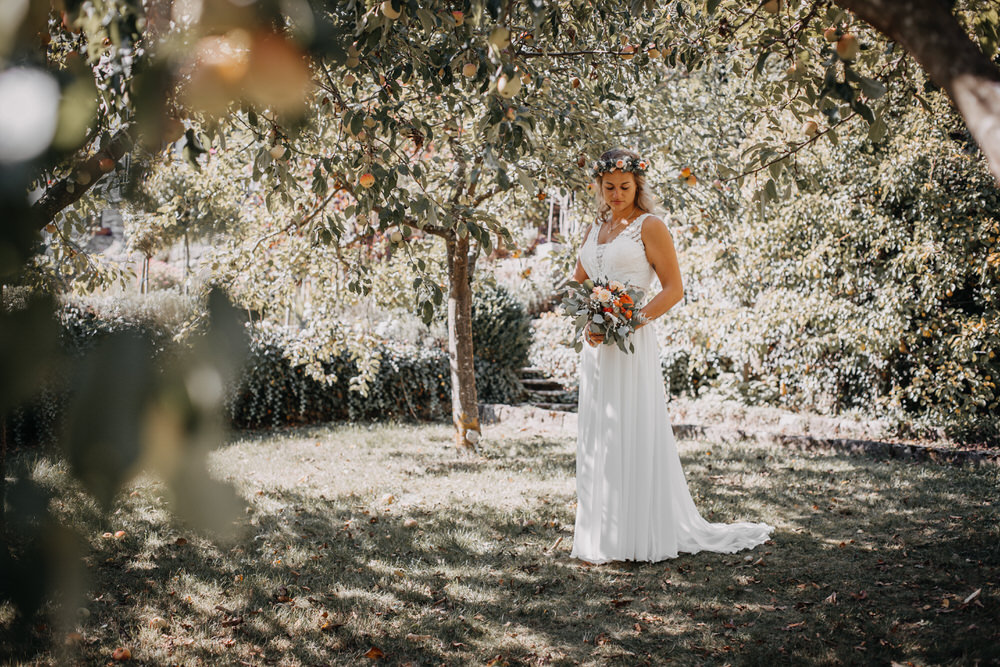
[595,212,647,247]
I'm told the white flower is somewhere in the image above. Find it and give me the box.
[595,287,613,303]
[608,280,625,292]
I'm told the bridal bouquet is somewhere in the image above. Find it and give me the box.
[561,278,646,353]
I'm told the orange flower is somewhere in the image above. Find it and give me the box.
[625,309,633,318]
[620,294,633,305]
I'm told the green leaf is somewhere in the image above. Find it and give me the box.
[753,50,770,78]
[868,114,887,143]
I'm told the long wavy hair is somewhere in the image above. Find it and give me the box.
[592,148,658,223]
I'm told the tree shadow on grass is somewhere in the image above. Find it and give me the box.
[2,437,998,666]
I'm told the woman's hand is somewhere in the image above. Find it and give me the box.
[585,326,604,347]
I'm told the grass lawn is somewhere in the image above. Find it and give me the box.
[2,421,998,666]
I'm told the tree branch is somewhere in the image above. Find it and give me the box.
[835,0,1000,184]
[31,125,136,228]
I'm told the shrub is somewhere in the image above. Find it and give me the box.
[468,282,531,404]
[227,330,452,428]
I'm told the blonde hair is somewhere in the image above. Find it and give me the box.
[592,148,657,222]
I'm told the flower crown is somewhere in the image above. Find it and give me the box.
[591,154,650,179]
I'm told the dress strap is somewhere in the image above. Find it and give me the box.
[623,212,650,241]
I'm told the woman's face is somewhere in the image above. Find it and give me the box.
[600,170,638,216]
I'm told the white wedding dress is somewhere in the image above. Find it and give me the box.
[570,213,774,563]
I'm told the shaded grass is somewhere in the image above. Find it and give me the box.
[2,421,999,666]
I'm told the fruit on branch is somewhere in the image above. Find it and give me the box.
[380,0,401,19]
[836,33,859,60]
[496,74,521,98]
[488,27,511,49]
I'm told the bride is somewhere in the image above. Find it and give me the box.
[569,147,774,564]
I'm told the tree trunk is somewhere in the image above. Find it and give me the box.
[31,125,135,229]
[0,282,5,539]
[183,229,190,296]
[446,232,480,451]
[836,0,1000,184]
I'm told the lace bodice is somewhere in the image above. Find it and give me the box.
[579,212,656,292]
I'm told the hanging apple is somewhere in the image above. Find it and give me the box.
[380,0,401,20]
[488,27,510,49]
[496,74,521,98]
[836,33,859,60]
[359,173,375,188]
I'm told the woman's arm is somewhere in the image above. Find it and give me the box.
[571,224,592,283]
[637,216,683,328]
[572,224,603,346]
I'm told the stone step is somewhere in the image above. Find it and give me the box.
[518,366,548,380]
[521,378,565,391]
[528,402,578,413]
[526,387,576,399]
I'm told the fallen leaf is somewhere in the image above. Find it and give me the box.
[405,633,432,642]
[64,632,84,645]
[824,592,837,604]
[148,616,169,629]
[364,646,384,660]
[111,647,131,661]
[175,537,188,546]
[403,518,418,529]
[963,588,981,604]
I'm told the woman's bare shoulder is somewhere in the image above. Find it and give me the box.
[640,214,673,239]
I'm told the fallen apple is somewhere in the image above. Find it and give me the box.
[462,62,477,78]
